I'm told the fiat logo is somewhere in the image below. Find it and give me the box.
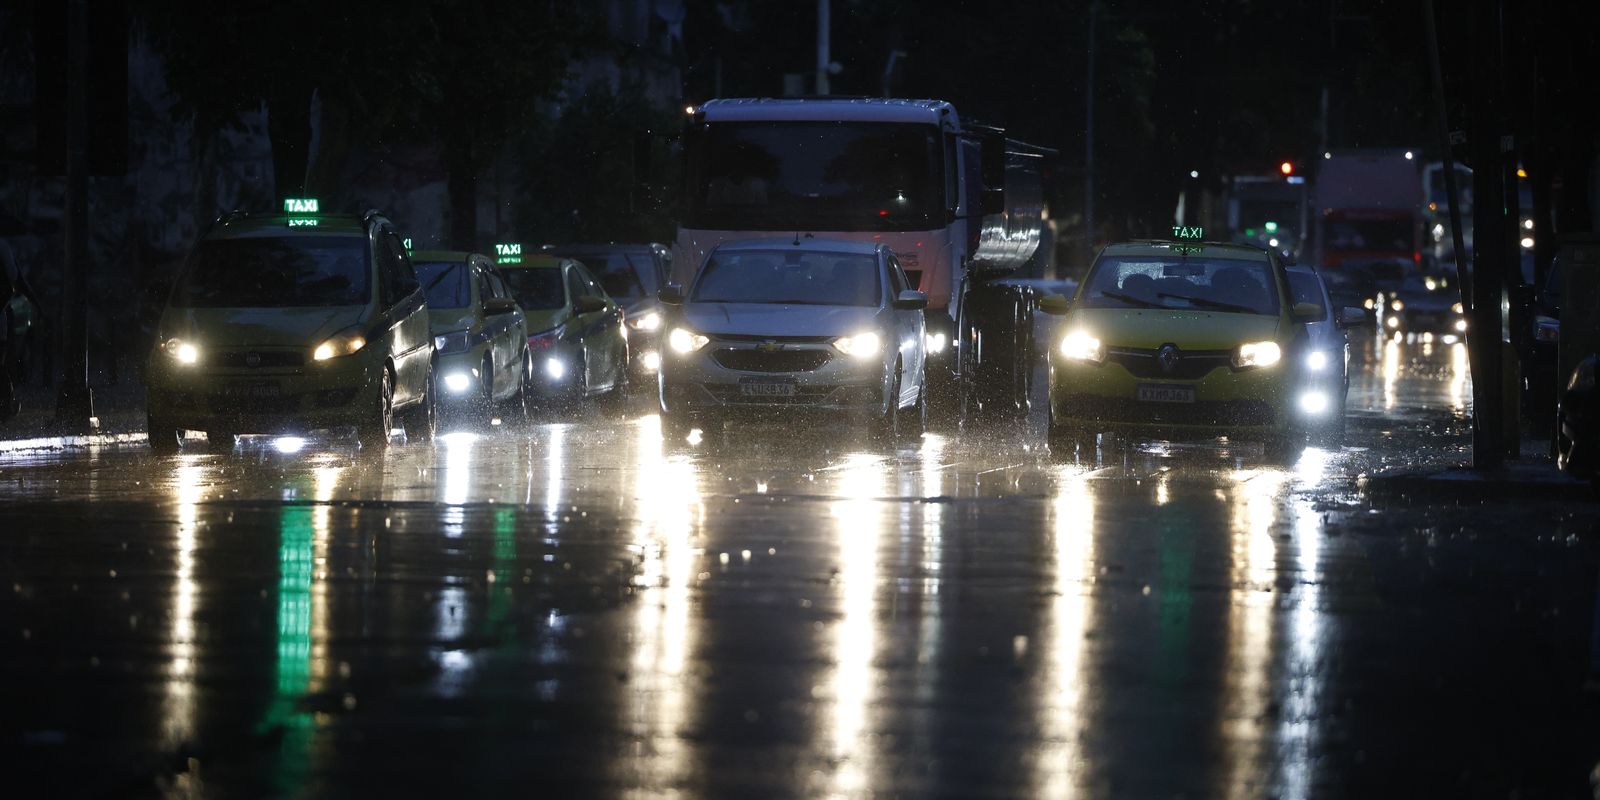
[245,351,262,368]
[1158,344,1181,374]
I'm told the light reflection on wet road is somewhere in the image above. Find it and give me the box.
[5,333,1600,797]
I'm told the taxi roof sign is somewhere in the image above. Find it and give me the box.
[1170,225,1204,240]
[495,243,523,265]
[403,237,413,253]
[283,197,319,214]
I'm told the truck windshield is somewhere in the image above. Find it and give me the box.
[692,250,881,307]
[413,262,470,309]
[1080,255,1281,316]
[500,269,566,310]
[1326,219,1412,253]
[172,236,369,308]
[685,121,943,232]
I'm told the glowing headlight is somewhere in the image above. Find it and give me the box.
[545,358,566,379]
[313,328,366,361]
[1452,302,1463,314]
[1233,341,1281,369]
[164,338,200,365]
[629,311,663,331]
[668,327,709,354]
[1363,298,1375,310]
[442,373,472,393]
[1058,331,1104,363]
[1387,316,1401,329]
[1454,319,1468,332]
[925,332,948,354]
[433,330,470,353]
[1305,350,1329,371]
[641,351,661,371]
[1299,390,1330,415]
[1390,299,1404,311]
[833,331,882,359]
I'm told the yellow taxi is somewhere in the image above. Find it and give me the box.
[1040,230,1319,460]
[145,201,435,452]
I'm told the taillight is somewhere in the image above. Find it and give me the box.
[528,331,558,351]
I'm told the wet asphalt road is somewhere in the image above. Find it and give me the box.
[5,333,1600,798]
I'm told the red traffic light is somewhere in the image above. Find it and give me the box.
[1280,161,1294,176]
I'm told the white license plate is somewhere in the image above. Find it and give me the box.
[1137,384,1195,404]
[740,382,796,398]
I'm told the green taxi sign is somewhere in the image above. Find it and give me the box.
[495,242,523,265]
[286,218,319,228]
[1263,221,1279,233]
[1170,225,1204,240]
[403,237,413,253]
[283,197,319,214]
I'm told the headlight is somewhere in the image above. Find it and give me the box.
[833,331,882,359]
[629,311,662,331]
[1058,331,1104,363]
[1233,341,1281,369]
[313,328,366,361]
[544,358,566,380]
[1390,299,1404,311]
[1363,298,1375,310]
[668,327,709,354]
[925,332,948,354]
[1387,315,1401,329]
[1451,302,1464,314]
[1299,390,1330,415]
[442,373,473,393]
[433,330,470,354]
[163,338,200,365]
[1305,350,1329,371]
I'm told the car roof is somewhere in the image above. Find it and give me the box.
[205,214,369,240]
[1100,240,1271,262]
[713,237,882,257]
[547,243,662,255]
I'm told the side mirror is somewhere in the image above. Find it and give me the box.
[893,290,928,311]
[1039,294,1072,316]
[1291,302,1322,322]
[1336,306,1369,328]
[483,297,518,315]
[574,295,608,314]
[658,284,685,305]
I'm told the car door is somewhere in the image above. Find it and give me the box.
[483,264,526,395]
[576,264,625,390]
[886,252,924,406]
[378,228,430,407]
[563,263,597,391]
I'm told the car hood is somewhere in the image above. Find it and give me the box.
[429,308,477,333]
[165,306,367,349]
[681,303,881,338]
[1066,308,1284,350]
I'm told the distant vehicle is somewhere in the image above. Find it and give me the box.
[1314,150,1424,276]
[1287,264,1367,432]
[674,97,1050,422]
[658,238,928,442]
[496,250,628,412]
[546,243,671,386]
[1383,276,1466,335]
[1040,230,1322,462]
[145,201,436,453]
[412,250,531,423]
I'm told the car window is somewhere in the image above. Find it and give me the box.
[476,269,496,306]
[566,265,589,303]
[886,255,909,294]
[1287,271,1330,321]
[501,269,566,310]
[692,249,881,307]
[172,236,370,308]
[578,266,606,301]
[486,270,511,301]
[382,231,419,301]
[1079,254,1281,316]
[414,261,471,309]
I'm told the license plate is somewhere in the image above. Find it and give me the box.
[739,381,796,398]
[224,382,281,399]
[1137,384,1195,404]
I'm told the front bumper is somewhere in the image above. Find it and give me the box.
[1049,355,1296,439]
[146,350,378,434]
[660,339,889,417]
[434,344,491,409]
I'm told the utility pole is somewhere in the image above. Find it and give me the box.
[1468,0,1507,469]
[816,0,830,96]
[54,0,94,429]
[1084,2,1097,266]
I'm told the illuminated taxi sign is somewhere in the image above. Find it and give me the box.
[403,238,413,253]
[283,197,319,214]
[495,243,523,265]
[286,218,319,228]
[1170,225,1204,240]
[1172,244,1204,255]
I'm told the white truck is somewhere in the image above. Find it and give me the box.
[672,98,1052,420]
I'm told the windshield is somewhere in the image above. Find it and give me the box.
[685,121,943,232]
[500,268,566,310]
[173,236,369,308]
[414,261,470,309]
[692,250,882,307]
[1079,255,1281,316]
[580,252,653,302]
[1287,272,1329,321]
[1326,218,1413,253]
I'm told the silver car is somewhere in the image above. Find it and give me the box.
[1287,264,1367,432]
[658,238,929,442]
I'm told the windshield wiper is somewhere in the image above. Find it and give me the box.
[1097,290,1163,309]
[1157,293,1259,314]
[422,269,456,293]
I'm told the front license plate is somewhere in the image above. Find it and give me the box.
[739,381,796,398]
[224,382,282,399]
[1137,384,1195,404]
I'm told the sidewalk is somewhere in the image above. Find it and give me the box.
[1362,435,1594,503]
[0,380,150,452]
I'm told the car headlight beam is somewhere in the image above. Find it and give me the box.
[313,328,367,362]
[629,311,663,331]
[1305,350,1329,371]
[1058,331,1104,363]
[164,338,200,365]
[833,331,882,359]
[668,327,709,354]
[1233,340,1281,369]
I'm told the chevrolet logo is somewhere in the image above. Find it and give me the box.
[756,341,783,352]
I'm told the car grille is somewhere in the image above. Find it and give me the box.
[703,384,837,406]
[711,348,831,373]
[209,350,306,369]
[1106,347,1232,380]
[711,333,834,344]
[1060,393,1276,427]
[205,394,302,415]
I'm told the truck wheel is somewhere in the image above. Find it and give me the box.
[148,414,183,455]
[358,368,394,451]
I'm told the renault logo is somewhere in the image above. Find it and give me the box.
[1158,344,1181,374]
[245,351,262,368]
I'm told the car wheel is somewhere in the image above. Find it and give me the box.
[205,430,237,453]
[402,371,438,443]
[358,368,394,450]
[148,413,183,455]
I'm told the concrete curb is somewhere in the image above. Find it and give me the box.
[1361,463,1594,503]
